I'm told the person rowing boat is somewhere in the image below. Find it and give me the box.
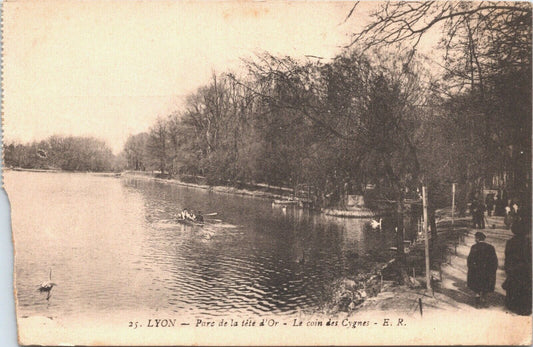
[178,208,196,221]
[177,208,217,223]
[178,208,204,222]
[179,208,196,221]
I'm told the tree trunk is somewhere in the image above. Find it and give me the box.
[395,190,409,285]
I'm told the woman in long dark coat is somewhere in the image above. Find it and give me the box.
[504,219,532,316]
[467,232,498,307]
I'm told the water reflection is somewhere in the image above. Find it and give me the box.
[7,172,396,319]
[128,178,396,316]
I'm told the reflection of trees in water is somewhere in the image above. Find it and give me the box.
[123,177,397,314]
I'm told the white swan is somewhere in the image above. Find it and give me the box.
[38,281,56,292]
[370,218,382,230]
[38,269,57,300]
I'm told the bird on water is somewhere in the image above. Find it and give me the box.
[38,269,57,300]
[369,218,382,230]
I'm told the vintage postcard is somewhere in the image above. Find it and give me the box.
[2,1,532,345]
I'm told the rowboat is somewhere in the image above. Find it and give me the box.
[177,218,204,227]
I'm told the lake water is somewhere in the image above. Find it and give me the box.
[6,171,395,319]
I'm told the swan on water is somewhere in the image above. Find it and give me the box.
[38,269,57,300]
[369,218,382,230]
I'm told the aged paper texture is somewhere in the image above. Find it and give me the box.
[3,1,532,345]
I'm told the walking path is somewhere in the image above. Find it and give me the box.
[352,213,532,344]
[357,213,521,316]
[438,214,509,310]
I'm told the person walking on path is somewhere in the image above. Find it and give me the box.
[477,201,486,229]
[494,194,505,216]
[471,199,486,229]
[504,201,520,229]
[467,231,498,308]
[503,219,532,316]
[471,198,479,226]
[485,193,495,217]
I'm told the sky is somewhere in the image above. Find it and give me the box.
[3,1,385,153]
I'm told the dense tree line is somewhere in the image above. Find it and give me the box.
[4,135,120,172]
[124,50,424,208]
[125,2,530,215]
[349,1,531,208]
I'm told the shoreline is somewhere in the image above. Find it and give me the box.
[6,168,380,218]
[122,171,378,218]
[5,167,119,175]
[122,171,289,202]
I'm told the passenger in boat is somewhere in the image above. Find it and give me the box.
[180,208,194,221]
[186,209,196,221]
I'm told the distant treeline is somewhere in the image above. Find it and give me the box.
[4,135,122,172]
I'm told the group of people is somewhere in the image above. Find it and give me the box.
[470,193,521,230]
[179,208,203,222]
[467,204,531,316]
[504,202,520,229]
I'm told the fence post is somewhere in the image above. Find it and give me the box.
[422,186,431,293]
[452,183,456,228]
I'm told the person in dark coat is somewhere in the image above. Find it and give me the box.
[503,219,532,316]
[467,232,498,307]
[485,193,495,217]
[477,201,486,229]
[471,199,485,229]
[471,199,479,226]
[494,194,505,216]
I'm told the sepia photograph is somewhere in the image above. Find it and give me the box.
[2,1,532,345]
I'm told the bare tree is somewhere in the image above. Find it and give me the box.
[348,1,531,207]
[124,133,148,171]
[146,117,168,175]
